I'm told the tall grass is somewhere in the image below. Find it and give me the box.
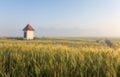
[0,39,120,77]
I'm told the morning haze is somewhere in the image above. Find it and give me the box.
[0,0,120,37]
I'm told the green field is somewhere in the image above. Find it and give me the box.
[0,37,120,77]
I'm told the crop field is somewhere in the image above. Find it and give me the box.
[0,37,120,77]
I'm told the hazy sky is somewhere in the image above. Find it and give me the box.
[0,0,120,37]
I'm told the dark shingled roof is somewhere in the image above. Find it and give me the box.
[23,24,35,31]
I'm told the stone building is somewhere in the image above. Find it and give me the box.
[23,24,35,40]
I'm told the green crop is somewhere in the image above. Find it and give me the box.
[0,38,120,77]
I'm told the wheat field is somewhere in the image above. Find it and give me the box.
[0,37,120,77]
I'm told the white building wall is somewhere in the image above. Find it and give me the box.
[24,31,34,40]
[27,31,34,40]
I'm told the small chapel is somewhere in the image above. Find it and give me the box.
[23,24,35,40]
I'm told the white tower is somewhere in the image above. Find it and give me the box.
[23,24,35,40]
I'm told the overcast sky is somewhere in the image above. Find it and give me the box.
[0,0,120,37]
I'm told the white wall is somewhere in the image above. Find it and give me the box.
[24,31,34,40]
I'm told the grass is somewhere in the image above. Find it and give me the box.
[0,37,120,77]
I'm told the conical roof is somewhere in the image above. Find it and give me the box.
[23,24,35,31]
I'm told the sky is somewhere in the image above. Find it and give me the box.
[0,0,120,37]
